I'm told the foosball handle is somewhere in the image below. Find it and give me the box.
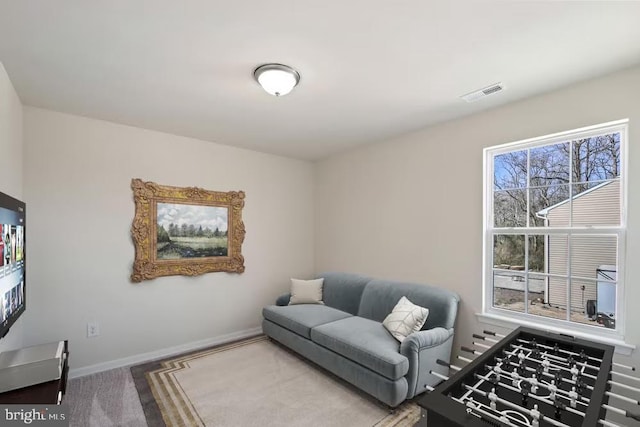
[473,334,485,340]
[436,359,451,368]
[626,410,640,421]
[484,330,496,336]
[461,346,476,354]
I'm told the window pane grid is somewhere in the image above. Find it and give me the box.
[486,121,626,334]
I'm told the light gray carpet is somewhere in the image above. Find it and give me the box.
[66,367,147,427]
[66,336,424,427]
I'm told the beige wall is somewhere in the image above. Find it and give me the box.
[0,62,24,352]
[315,65,640,364]
[23,107,315,371]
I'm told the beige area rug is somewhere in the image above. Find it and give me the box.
[143,335,421,427]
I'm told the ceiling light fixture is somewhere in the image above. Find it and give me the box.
[254,64,300,96]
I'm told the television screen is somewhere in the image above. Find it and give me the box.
[0,191,25,339]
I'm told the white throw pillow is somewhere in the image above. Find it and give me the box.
[289,278,325,305]
[382,296,429,342]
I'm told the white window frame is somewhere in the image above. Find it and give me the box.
[481,119,630,351]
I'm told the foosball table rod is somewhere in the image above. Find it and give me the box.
[605,390,640,406]
[611,370,640,383]
[465,343,640,395]
[472,340,491,350]
[612,362,637,372]
[507,343,597,380]
[443,358,586,405]
[457,354,473,363]
[483,330,507,339]
[463,345,594,391]
[428,368,626,427]
[473,333,499,344]
[460,346,483,356]
[473,371,587,417]
[448,358,590,407]
[607,380,640,395]
[483,363,590,406]
[509,338,600,371]
[477,366,640,422]
[430,369,587,418]
[515,338,601,371]
[452,395,521,427]
[473,331,608,381]
[509,334,637,373]
[461,382,571,427]
[461,386,624,427]
[436,358,461,371]
[602,403,640,422]
[599,419,625,427]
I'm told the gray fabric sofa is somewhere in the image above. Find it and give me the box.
[262,272,460,407]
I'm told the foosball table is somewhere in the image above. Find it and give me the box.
[417,326,640,427]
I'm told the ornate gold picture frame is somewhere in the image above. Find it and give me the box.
[130,179,245,282]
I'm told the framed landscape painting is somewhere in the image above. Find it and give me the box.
[130,179,245,282]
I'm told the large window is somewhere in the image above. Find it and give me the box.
[483,120,627,341]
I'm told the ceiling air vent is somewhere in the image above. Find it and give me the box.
[460,82,505,103]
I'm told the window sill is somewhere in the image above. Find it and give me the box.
[476,312,635,356]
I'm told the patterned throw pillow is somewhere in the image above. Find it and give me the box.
[289,278,325,305]
[382,296,429,342]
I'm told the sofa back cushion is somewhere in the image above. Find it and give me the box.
[317,272,371,315]
[357,280,460,330]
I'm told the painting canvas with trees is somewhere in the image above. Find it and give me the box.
[157,203,229,259]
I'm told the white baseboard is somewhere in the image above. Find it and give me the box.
[69,326,263,379]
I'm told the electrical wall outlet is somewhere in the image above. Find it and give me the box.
[87,322,100,338]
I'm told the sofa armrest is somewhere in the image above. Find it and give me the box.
[275,293,291,306]
[400,327,455,399]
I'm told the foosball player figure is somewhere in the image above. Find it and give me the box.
[536,363,544,377]
[569,386,578,408]
[553,343,560,355]
[579,349,587,362]
[489,387,498,410]
[493,362,503,384]
[529,374,538,394]
[548,379,557,400]
[576,378,586,394]
[554,399,566,419]
[530,404,541,427]
[518,350,526,363]
[531,339,541,357]
[501,348,510,359]
[541,357,551,373]
[466,397,476,415]
[520,380,531,405]
[554,369,563,385]
[570,364,580,382]
[519,360,527,375]
[511,367,519,387]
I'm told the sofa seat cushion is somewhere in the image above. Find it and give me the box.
[310,316,409,380]
[262,305,352,339]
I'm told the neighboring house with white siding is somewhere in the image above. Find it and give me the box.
[536,180,620,314]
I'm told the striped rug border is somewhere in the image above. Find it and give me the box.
[133,335,422,427]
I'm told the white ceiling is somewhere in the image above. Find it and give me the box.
[1,1,639,160]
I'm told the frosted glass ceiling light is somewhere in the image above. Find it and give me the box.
[254,64,300,96]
